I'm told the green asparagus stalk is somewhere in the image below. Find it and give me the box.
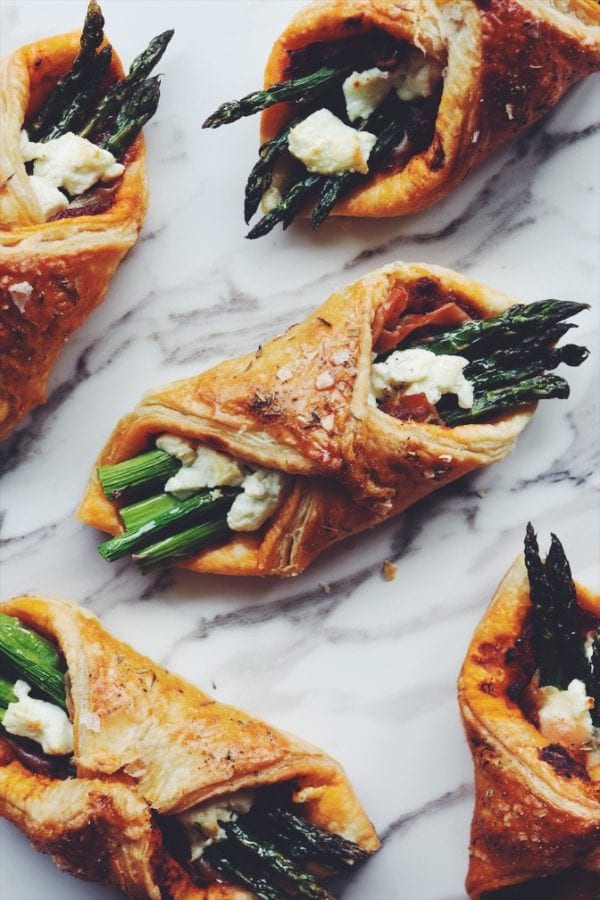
[42,44,113,142]
[133,517,231,573]
[79,29,174,139]
[256,806,368,870]
[590,638,600,728]
[0,676,17,719]
[119,492,180,531]
[203,66,350,129]
[0,613,62,671]
[246,172,323,239]
[223,820,333,899]
[465,343,589,381]
[99,75,161,157]
[98,449,180,500]
[0,615,66,709]
[439,374,570,426]
[28,0,105,140]
[99,489,238,561]
[545,533,590,688]
[202,843,290,900]
[413,301,589,358]
[524,523,561,687]
[244,120,299,224]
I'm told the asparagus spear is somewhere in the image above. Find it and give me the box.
[202,843,290,900]
[99,489,238,561]
[42,44,113,142]
[412,301,589,358]
[133,516,231,573]
[544,534,589,689]
[203,66,350,129]
[439,374,570,426]
[99,76,161,157]
[119,492,179,531]
[590,637,600,728]
[244,120,300,224]
[465,342,589,381]
[246,172,323,239]
[28,0,105,140]
[524,523,561,687]
[0,613,62,671]
[79,29,174,140]
[223,820,333,899]
[98,449,180,500]
[255,805,368,870]
[0,616,66,709]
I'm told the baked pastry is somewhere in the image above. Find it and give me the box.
[77,262,589,577]
[202,0,600,236]
[0,1,172,440]
[458,525,600,898]
[0,594,379,897]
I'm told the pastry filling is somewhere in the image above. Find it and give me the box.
[163,783,369,898]
[95,439,288,572]
[369,278,589,426]
[0,613,74,778]
[521,525,599,776]
[20,1,173,223]
[202,30,445,236]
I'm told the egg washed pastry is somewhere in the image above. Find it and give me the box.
[77,262,589,577]
[0,1,173,440]
[203,0,600,237]
[459,526,600,899]
[0,595,379,898]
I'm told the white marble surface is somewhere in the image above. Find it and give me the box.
[1,2,599,898]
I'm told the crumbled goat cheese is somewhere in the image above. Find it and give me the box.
[261,185,283,213]
[227,467,286,532]
[8,281,33,313]
[155,433,197,466]
[178,790,255,859]
[3,680,73,755]
[288,109,377,175]
[165,445,246,499]
[28,174,68,221]
[538,679,596,750]
[343,67,391,122]
[21,130,124,198]
[370,347,474,409]
[584,631,597,662]
[391,55,443,102]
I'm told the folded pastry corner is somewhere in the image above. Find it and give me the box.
[204,0,600,235]
[458,529,600,898]
[77,263,589,578]
[0,594,379,897]
[0,3,172,440]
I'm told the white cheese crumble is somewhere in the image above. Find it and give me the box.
[261,185,283,213]
[21,130,124,206]
[28,174,69,221]
[584,631,597,662]
[288,109,377,176]
[165,445,246,499]
[227,467,286,532]
[343,67,391,122]
[155,433,197,466]
[391,55,443,102]
[8,281,33,314]
[3,680,73,755]
[370,347,474,409]
[178,790,255,860]
[538,679,596,750]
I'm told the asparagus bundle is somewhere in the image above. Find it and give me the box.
[384,299,589,426]
[25,0,173,158]
[0,614,67,725]
[524,525,599,726]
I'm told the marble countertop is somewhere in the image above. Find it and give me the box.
[0,2,598,899]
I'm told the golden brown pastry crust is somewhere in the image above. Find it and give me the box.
[0,594,379,898]
[260,0,600,218]
[0,30,149,441]
[458,557,600,899]
[78,262,534,577]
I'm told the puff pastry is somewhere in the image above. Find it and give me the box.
[458,549,600,898]
[260,0,600,219]
[0,26,148,440]
[77,262,552,577]
[0,594,379,898]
